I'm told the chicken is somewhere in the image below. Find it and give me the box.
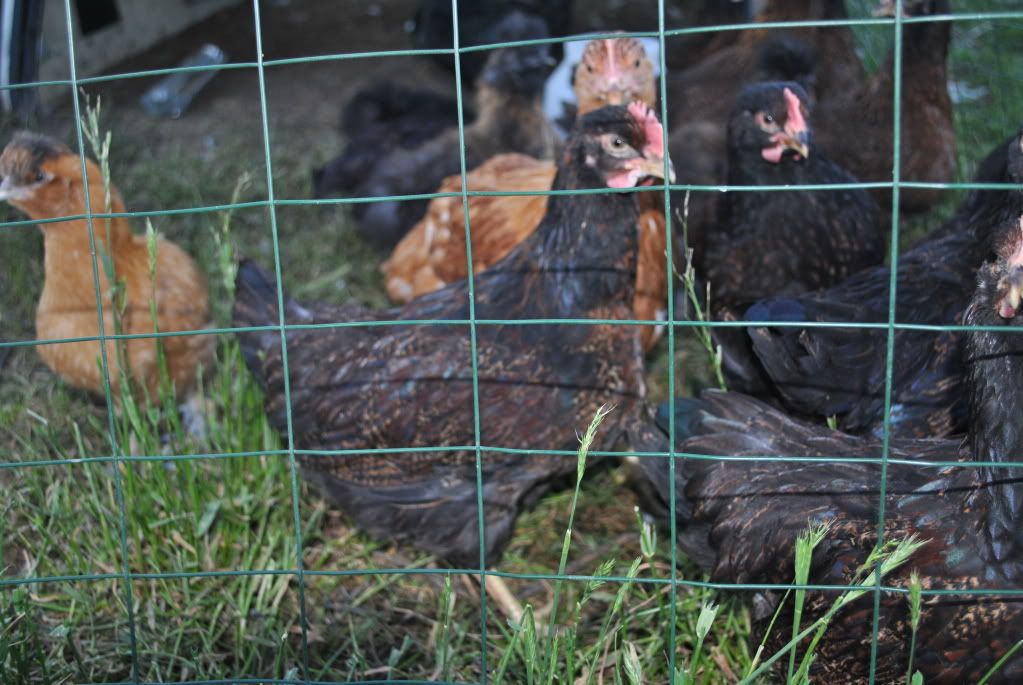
[814,0,956,214]
[667,0,862,127]
[312,7,555,200]
[382,152,553,300]
[704,82,883,391]
[667,0,864,265]
[410,0,573,85]
[312,82,464,200]
[561,36,658,126]
[0,132,213,403]
[663,0,754,71]
[381,37,670,352]
[319,17,558,249]
[636,210,1023,683]
[233,103,670,567]
[745,130,1023,439]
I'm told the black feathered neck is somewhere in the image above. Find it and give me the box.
[474,109,650,318]
[959,133,1023,254]
[727,147,821,187]
[964,241,1023,560]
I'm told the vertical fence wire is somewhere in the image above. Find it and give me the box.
[2,3,1023,684]
[869,4,905,682]
[445,0,492,678]
[654,0,681,677]
[59,0,141,680]
[249,0,312,680]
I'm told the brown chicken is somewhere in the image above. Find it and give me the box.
[234,103,672,569]
[0,132,213,404]
[667,0,863,126]
[382,37,671,351]
[815,0,956,214]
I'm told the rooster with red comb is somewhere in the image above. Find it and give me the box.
[702,81,884,394]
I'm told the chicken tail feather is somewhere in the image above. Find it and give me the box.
[232,259,282,374]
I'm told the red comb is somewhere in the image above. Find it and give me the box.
[783,87,807,134]
[628,101,664,157]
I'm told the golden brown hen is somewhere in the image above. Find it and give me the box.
[382,37,671,352]
[0,132,213,404]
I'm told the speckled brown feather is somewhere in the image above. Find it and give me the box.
[235,105,666,566]
[0,133,213,400]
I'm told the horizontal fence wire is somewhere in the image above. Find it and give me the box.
[6,449,1023,472]
[5,566,1023,597]
[9,319,1023,352]
[5,446,1023,470]
[1,1,1023,684]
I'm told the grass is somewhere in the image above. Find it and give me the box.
[1,2,1022,682]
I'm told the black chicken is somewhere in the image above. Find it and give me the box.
[312,83,465,200]
[360,40,555,249]
[234,103,670,567]
[312,8,554,202]
[667,0,865,267]
[747,130,1023,439]
[410,0,573,84]
[704,81,883,391]
[637,210,1023,683]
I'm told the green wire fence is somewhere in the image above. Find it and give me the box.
[2,0,1023,683]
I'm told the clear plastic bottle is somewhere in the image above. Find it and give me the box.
[141,44,226,119]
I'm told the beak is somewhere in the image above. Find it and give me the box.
[779,129,810,160]
[604,89,626,106]
[1000,266,1023,319]
[0,176,12,201]
[635,152,675,184]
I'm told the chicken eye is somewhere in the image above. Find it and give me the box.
[586,64,593,73]
[612,137,625,148]
[634,59,640,68]
[763,113,774,124]
[34,172,45,183]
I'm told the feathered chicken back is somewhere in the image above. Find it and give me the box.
[637,207,1023,683]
